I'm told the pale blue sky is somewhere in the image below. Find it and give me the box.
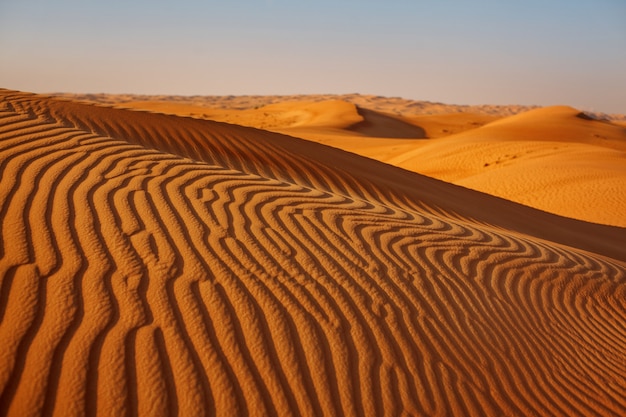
[1,0,625,113]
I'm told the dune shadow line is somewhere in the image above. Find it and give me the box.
[347,107,426,139]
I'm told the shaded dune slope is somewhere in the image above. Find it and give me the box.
[347,107,426,139]
[1,90,626,416]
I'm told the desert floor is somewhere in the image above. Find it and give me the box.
[1,89,625,416]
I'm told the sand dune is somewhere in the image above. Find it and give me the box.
[268,104,626,227]
[51,93,539,117]
[174,99,625,227]
[387,106,626,226]
[105,98,427,138]
[1,89,626,416]
[59,93,626,226]
[52,92,626,123]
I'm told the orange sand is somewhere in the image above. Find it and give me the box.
[2,89,626,416]
[78,95,626,226]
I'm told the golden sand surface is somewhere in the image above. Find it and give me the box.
[2,90,626,416]
[77,94,626,226]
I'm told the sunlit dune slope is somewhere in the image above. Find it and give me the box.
[115,98,365,130]
[117,98,428,138]
[389,106,626,226]
[1,90,626,416]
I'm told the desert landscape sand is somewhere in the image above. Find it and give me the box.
[66,94,626,227]
[2,89,626,416]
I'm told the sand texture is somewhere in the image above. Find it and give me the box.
[2,90,626,416]
[56,94,626,226]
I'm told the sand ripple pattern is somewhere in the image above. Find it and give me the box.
[1,90,626,416]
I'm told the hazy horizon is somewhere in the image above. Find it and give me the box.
[1,0,625,114]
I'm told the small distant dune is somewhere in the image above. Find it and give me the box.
[2,89,626,416]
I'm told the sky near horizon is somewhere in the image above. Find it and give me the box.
[1,0,625,113]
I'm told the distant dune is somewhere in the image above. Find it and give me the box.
[388,106,626,226]
[51,92,626,122]
[2,89,626,416]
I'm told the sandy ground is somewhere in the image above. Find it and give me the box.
[75,94,626,226]
[2,89,626,416]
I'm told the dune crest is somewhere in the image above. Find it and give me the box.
[1,90,626,416]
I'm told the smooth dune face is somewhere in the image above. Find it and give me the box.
[1,90,626,416]
[388,106,626,226]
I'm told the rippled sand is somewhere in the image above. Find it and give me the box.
[1,90,625,416]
